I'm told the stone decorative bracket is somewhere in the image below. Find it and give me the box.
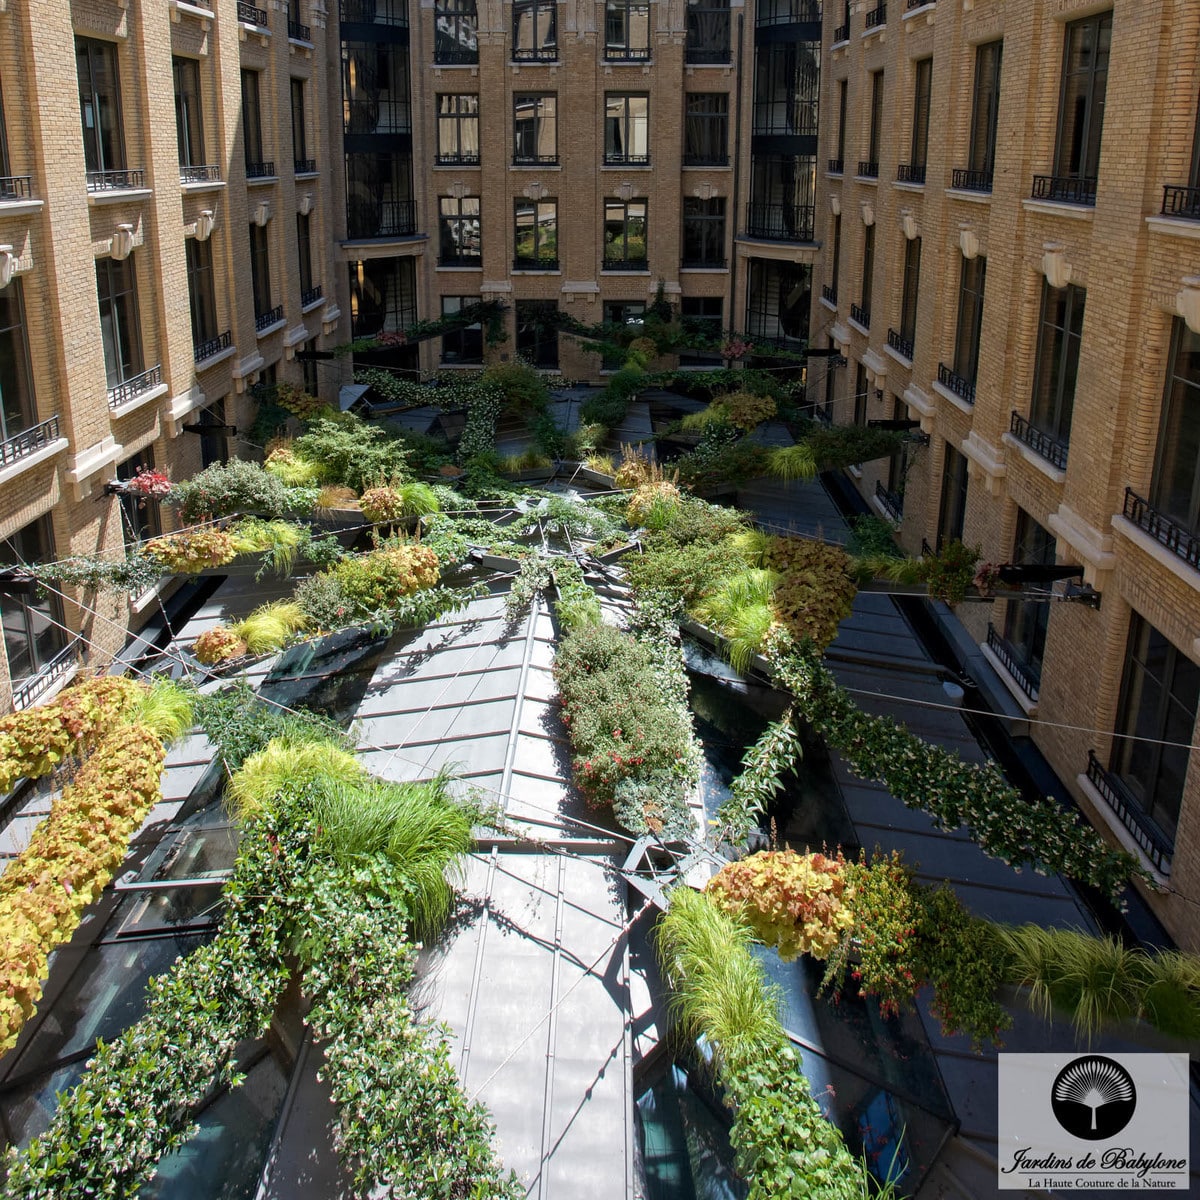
[111,224,135,260]
[861,201,875,227]
[0,245,17,290]
[901,209,917,241]
[298,192,314,216]
[522,181,548,201]
[829,193,841,216]
[1042,242,1072,289]
[1176,275,1200,334]
[252,201,271,227]
[194,209,215,241]
[959,224,979,260]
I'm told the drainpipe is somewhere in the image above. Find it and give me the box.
[729,12,745,338]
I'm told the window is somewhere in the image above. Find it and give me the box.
[685,0,730,65]
[864,70,884,172]
[835,78,847,166]
[513,0,556,61]
[1150,318,1200,535]
[0,279,36,443]
[602,301,645,369]
[76,38,125,176]
[197,398,229,467]
[828,213,841,302]
[853,361,868,427]
[249,224,273,320]
[1028,280,1084,451]
[748,155,816,241]
[116,450,161,547]
[301,340,319,396]
[859,224,875,322]
[435,0,478,63]
[681,198,725,268]
[821,336,839,419]
[1190,92,1200,192]
[186,237,218,353]
[96,256,143,391]
[241,70,265,170]
[603,199,648,269]
[345,153,414,239]
[515,300,558,368]
[745,259,809,344]
[605,0,651,61]
[291,78,310,170]
[438,196,481,265]
[679,296,722,366]
[937,443,969,547]
[966,41,1002,185]
[0,517,65,691]
[908,58,932,177]
[513,94,557,164]
[441,296,483,365]
[683,94,728,166]
[898,236,921,350]
[342,44,411,136]
[1054,12,1111,185]
[514,199,558,268]
[348,256,417,339]
[1111,612,1200,855]
[297,213,314,297]
[886,395,908,507]
[173,57,204,171]
[1001,509,1055,688]
[952,255,986,388]
[605,94,649,165]
[753,42,820,137]
[437,95,480,164]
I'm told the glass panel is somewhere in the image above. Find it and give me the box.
[1150,319,1200,532]
[868,71,884,163]
[968,41,1002,176]
[436,94,479,162]
[342,44,410,135]
[249,225,271,316]
[186,237,218,347]
[0,278,35,441]
[240,70,262,165]
[173,57,204,169]
[911,59,931,169]
[1029,282,1084,443]
[290,78,306,160]
[96,256,142,389]
[76,39,123,174]
[752,42,820,137]
[347,256,418,338]
[684,93,727,164]
[938,444,968,545]
[1055,12,1111,179]
[952,256,986,385]
[899,237,920,343]
[0,517,63,678]
[861,225,875,313]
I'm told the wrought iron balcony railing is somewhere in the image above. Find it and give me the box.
[864,2,886,27]
[951,167,993,192]
[13,638,81,713]
[602,254,649,271]
[513,153,559,166]
[107,364,162,410]
[301,285,324,308]
[180,164,221,184]
[604,152,650,166]
[86,168,146,192]
[603,46,652,62]
[0,415,60,468]
[294,158,317,175]
[288,18,311,39]
[194,330,232,364]
[512,45,558,62]
[255,305,284,332]
[828,157,844,174]
[896,162,926,184]
[887,328,913,360]
[238,0,268,24]
[245,160,276,179]
[906,0,933,7]
[340,0,407,24]
[875,479,903,523]
[513,256,559,271]
[821,283,837,305]
[1122,487,1200,572]
[746,202,815,242]
[683,152,729,167]
[754,0,819,26]
[436,152,481,166]
[850,302,870,329]
[1086,749,1173,874]
[1010,410,1068,469]
[0,175,33,200]
[986,622,1039,702]
[1031,173,1096,206]
[1161,184,1200,220]
[857,160,879,178]
[832,20,849,41]
[346,198,417,239]
[937,362,975,404]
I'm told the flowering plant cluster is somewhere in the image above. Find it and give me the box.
[124,468,172,499]
[717,390,777,432]
[358,486,407,524]
[719,337,751,360]
[626,481,683,529]
[764,536,858,652]
[145,529,238,573]
[193,626,249,666]
[333,545,439,615]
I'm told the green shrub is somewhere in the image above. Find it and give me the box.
[295,570,353,628]
[292,415,412,492]
[332,545,440,617]
[230,600,309,655]
[481,359,550,415]
[170,459,304,522]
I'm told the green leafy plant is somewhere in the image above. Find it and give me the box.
[192,626,248,665]
[263,445,325,487]
[230,600,309,655]
[920,539,980,605]
[766,443,819,483]
[331,544,440,617]
[227,517,309,579]
[145,528,238,573]
[360,482,441,523]
[765,537,858,652]
[26,552,162,597]
[293,414,413,492]
[711,708,804,847]
[693,568,780,671]
[120,678,194,746]
[170,459,308,522]
[227,738,365,818]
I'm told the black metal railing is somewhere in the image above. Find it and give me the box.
[745,202,814,242]
[180,164,221,184]
[1161,184,1200,220]
[301,284,323,308]
[951,167,993,192]
[832,20,849,40]
[821,283,837,305]
[937,362,975,404]
[683,152,729,167]
[986,622,1040,702]
[436,152,481,166]
[294,158,316,174]
[346,198,417,239]
[875,479,903,522]
[513,256,559,271]
[344,97,411,136]
[921,537,936,557]
[255,305,284,332]
[604,152,650,166]
[288,18,311,39]
[1122,487,1200,572]
[108,364,162,410]
[906,0,933,8]
[512,45,558,61]
[896,162,926,184]
[434,47,478,64]
[602,254,649,271]
[340,0,407,25]
[0,415,60,468]
[0,175,33,200]
[857,160,879,178]
[238,0,268,24]
[245,160,276,179]
[754,0,819,26]
[1031,174,1096,206]
[828,157,844,174]
[512,154,559,166]
[887,328,913,360]
[865,2,886,27]
[1010,410,1068,470]
[1086,750,1173,874]
[86,168,146,192]
[439,251,483,268]
[604,46,652,62]
[850,302,870,328]
[13,638,81,712]
[194,330,232,364]
[680,256,727,270]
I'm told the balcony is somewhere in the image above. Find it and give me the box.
[1010,410,1067,469]
[754,0,819,27]
[512,46,558,62]
[680,256,727,270]
[1122,487,1200,573]
[828,157,844,174]
[345,97,411,137]
[436,152,481,167]
[301,284,324,308]
[0,176,33,200]
[683,152,728,167]
[875,479,903,523]
[237,0,268,24]
[513,153,559,167]
[107,364,162,411]
[340,0,407,25]
[0,415,60,469]
[1086,750,1173,875]
[850,301,870,329]
[986,622,1039,703]
[1161,184,1200,220]
[936,363,975,404]
[1031,174,1096,207]
[896,162,926,185]
[857,160,878,179]
[906,0,933,7]
[602,255,648,271]
[745,202,814,242]
[864,2,886,27]
[194,330,233,364]
[346,198,417,239]
[180,164,221,185]
[513,256,558,271]
[832,20,849,41]
[246,160,276,179]
[821,283,837,305]
[886,328,913,360]
[86,168,146,193]
[288,18,312,39]
[603,45,652,62]
[255,305,285,333]
[605,152,650,167]
[951,167,992,193]
[13,637,81,713]
[294,158,317,175]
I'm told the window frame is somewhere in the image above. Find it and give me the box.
[681,197,726,269]
[512,0,557,61]
[513,198,558,269]
[440,295,484,365]
[1001,508,1056,686]
[603,198,648,270]
[173,56,204,171]
[248,223,273,320]
[513,93,558,165]
[1053,10,1111,182]
[96,254,144,391]
[1028,279,1085,447]
[952,254,987,387]
[899,235,921,347]
[290,77,308,166]
[967,40,1003,180]
[434,0,479,64]
[436,94,481,165]
[297,212,314,296]
[515,299,559,368]
[604,93,650,166]
[0,278,36,444]
[1150,317,1200,534]
[116,449,162,547]
[683,93,729,166]
[241,69,265,169]
[860,223,875,318]
[910,57,932,172]
[185,236,219,351]
[0,516,66,689]
[76,37,126,175]
[438,195,482,266]
[866,69,884,168]
[679,296,722,366]
[604,0,651,62]
[684,0,730,65]
[937,442,969,547]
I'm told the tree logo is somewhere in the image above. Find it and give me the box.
[1051,1056,1137,1141]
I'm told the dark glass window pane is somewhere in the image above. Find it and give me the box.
[441,295,483,364]
[96,255,142,389]
[0,278,35,441]
[968,41,1002,177]
[185,237,218,348]
[752,41,819,137]
[899,236,921,344]
[0,516,65,682]
[342,43,410,136]
[1029,280,1084,445]
[1054,12,1110,180]
[953,255,986,386]
[1150,318,1200,533]
[240,69,263,165]
[910,58,932,169]
[76,38,123,174]
[173,57,203,169]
